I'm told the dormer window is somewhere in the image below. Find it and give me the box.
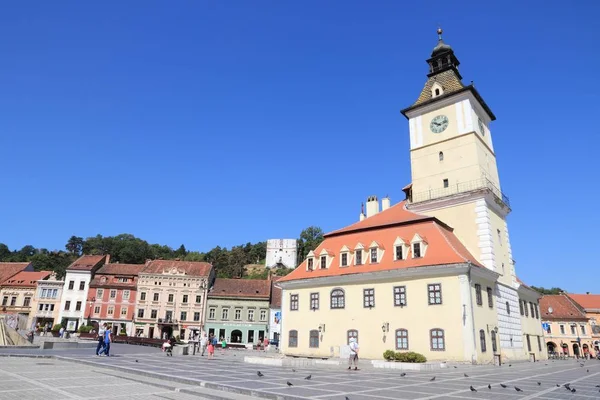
[307,258,314,270]
[339,245,350,268]
[431,82,444,98]
[395,246,403,260]
[393,237,408,261]
[320,255,327,269]
[370,248,377,263]
[411,234,428,258]
[354,243,364,265]
[341,253,348,267]
[368,241,383,264]
[413,243,421,258]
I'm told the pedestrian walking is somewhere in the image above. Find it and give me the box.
[200,333,208,356]
[348,337,359,370]
[98,323,112,356]
[96,325,105,356]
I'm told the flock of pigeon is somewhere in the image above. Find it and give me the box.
[255,360,598,397]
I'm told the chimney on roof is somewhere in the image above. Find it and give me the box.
[381,196,391,211]
[105,254,110,264]
[366,196,379,218]
[587,291,590,295]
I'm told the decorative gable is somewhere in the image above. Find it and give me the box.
[339,246,351,268]
[368,241,384,264]
[306,250,316,271]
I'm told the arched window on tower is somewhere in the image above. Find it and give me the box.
[439,151,444,161]
[435,88,440,96]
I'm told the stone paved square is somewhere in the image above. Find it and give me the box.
[1,345,600,399]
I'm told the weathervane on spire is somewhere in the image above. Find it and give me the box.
[437,26,443,41]
[361,202,364,215]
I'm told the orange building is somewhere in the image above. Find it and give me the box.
[0,270,53,329]
[568,293,600,354]
[88,263,146,336]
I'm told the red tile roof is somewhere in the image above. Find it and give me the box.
[279,202,483,283]
[67,255,107,271]
[96,263,146,276]
[540,294,588,321]
[568,294,600,311]
[209,278,271,299]
[326,201,433,237]
[0,262,32,283]
[2,271,52,287]
[142,260,212,277]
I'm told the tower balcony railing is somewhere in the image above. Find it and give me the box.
[410,177,510,209]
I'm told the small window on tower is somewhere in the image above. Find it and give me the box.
[443,179,449,188]
[435,88,440,96]
[439,151,444,161]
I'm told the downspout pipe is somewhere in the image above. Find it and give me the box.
[466,262,478,364]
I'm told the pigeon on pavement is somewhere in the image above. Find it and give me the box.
[464,373,469,377]
[488,384,491,389]
[430,376,436,381]
[500,384,507,388]
[515,387,523,392]
[469,386,477,392]
[537,382,541,386]
[286,381,293,387]
[257,371,264,377]
[305,375,312,380]
[400,373,406,377]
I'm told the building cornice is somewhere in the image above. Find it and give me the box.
[517,284,542,300]
[276,263,493,290]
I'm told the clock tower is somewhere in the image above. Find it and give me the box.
[401,29,523,356]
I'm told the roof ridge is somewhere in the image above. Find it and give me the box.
[563,293,587,316]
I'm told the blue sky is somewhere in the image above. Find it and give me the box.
[0,1,597,292]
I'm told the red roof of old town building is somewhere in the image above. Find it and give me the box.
[209,278,271,299]
[0,262,32,283]
[142,260,212,276]
[2,270,52,287]
[90,263,146,288]
[67,255,108,271]
[539,294,588,321]
[568,294,600,311]
[279,201,484,283]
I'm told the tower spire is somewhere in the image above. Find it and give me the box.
[437,27,443,41]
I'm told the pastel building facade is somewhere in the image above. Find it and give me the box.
[88,263,145,336]
[28,273,64,330]
[1,270,52,329]
[277,30,546,363]
[206,278,271,344]
[568,294,600,353]
[58,255,108,332]
[540,294,593,357]
[135,260,214,340]
[269,279,282,343]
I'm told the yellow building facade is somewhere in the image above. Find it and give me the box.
[278,30,546,364]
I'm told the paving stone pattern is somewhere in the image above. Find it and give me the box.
[2,345,600,400]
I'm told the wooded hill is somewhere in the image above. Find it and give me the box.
[0,226,325,280]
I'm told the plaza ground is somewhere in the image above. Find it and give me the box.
[1,344,600,399]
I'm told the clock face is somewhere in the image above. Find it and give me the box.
[478,118,485,135]
[430,115,449,133]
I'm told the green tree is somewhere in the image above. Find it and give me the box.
[65,236,84,256]
[0,243,10,260]
[175,244,188,258]
[297,226,324,262]
[530,286,564,295]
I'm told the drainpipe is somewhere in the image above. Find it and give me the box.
[466,263,478,364]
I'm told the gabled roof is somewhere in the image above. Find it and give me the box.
[326,201,434,237]
[209,278,271,299]
[67,255,107,271]
[96,263,146,276]
[142,260,212,277]
[540,294,588,321]
[0,262,32,284]
[568,294,600,311]
[278,203,484,284]
[3,271,52,287]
